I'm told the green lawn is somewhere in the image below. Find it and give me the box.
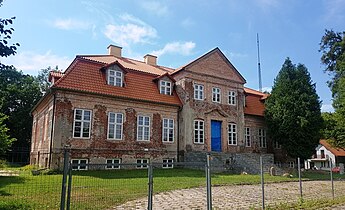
[0,168,344,210]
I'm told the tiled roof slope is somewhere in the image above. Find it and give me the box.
[320,139,345,157]
[53,58,181,106]
[244,87,268,116]
[80,55,175,75]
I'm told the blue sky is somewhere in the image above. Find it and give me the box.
[1,0,345,112]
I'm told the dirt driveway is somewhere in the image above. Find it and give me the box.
[114,180,345,209]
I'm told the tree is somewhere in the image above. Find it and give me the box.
[37,66,58,93]
[0,113,15,157]
[0,67,42,148]
[320,30,345,147]
[265,58,322,159]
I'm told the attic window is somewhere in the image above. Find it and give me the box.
[160,80,172,95]
[107,69,123,87]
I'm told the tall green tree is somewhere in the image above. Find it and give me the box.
[0,113,15,157]
[265,58,322,159]
[320,30,345,147]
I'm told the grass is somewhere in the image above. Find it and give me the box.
[0,167,344,209]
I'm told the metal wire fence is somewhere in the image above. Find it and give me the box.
[1,153,345,210]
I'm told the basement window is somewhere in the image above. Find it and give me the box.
[162,159,174,168]
[71,159,88,170]
[106,159,121,169]
[136,159,149,168]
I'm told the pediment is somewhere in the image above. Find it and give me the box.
[184,48,246,84]
[205,108,230,118]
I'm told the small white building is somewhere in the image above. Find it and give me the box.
[305,139,345,170]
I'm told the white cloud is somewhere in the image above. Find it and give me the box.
[321,104,335,113]
[261,86,272,93]
[103,14,157,47]
[151,41,196,57]
[255,0,279,11]
[181,18,195,28]
[53,18,91,30]
[2,51,71,75]
[140,1,169,16]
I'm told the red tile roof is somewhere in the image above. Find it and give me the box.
[80,55,175,75]
[244,87,268,116]
[48,71,64,82]
[53,58,181,106]
[320,139,345,157]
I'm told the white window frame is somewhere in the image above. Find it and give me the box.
[137,115,150,141]
[107,69,123,87]
[71,159,88,170]
[274,140,282,149]
[73,109,92,139]
[107,112,123,140]
[245,127,251,147]
[162,159,174,168]
[162,118,174,143]
[194,84,204,100]
[136,159,149,169]
[212,87,221,103]
[228,91,236,105]
[228,123,237,145]
[259,128,267,148]
[289,161,295,168]
[160,80,172,95]
[194,120,204,144]
[106,159,121,169]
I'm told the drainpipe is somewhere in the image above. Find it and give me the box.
[177,106,182,162]
[48,93,56,168]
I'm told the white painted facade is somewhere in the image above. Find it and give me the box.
[305,144,336,170]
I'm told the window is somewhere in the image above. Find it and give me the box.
[274,140,282,149]
[194,120,204,144]
[321,150,325,158]
[162,118,174,142]
[108,69,123,87]
[137,115,150,141]
[163,159,174,168]
[228,123,237,145]
[108,112,123,140]
[136,159,149,168]
[258,128,266,148]
[228,91,236,105]
[160,80,172,95]
[71,159,88,170]
[194,84,204,100]
[245,127,251,147]
[275,161,282,168]
[212,87,221,103]
[289,161,295,168]
[73,109,91,138]
[106,159,121,169]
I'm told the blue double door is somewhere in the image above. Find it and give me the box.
[211,120,222,152]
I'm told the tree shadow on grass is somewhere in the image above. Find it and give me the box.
[0,175,26,196]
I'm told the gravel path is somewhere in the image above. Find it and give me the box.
[113,180,345,210]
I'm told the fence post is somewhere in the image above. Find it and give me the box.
[330,159,334,199]
[206,154,212,210]
[298,157,303,201]
[66,164,72,210]
[260,156,265,210]
[60,147,70,210]
[147,160,153,210]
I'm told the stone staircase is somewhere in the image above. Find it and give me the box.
[184,151,285,175]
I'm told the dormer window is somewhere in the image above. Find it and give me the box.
[160,80,172,95]
[107,69,123,87]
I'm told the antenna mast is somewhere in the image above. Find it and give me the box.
[257,33,262,92]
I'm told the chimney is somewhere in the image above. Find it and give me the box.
[144,54,157,65]
[107,45,122,57]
